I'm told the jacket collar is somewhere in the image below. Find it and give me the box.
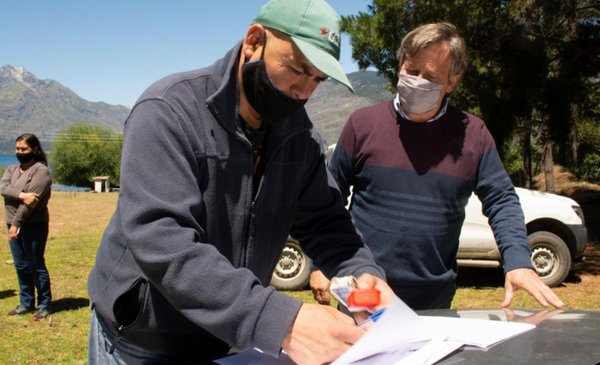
[206,41,243,135]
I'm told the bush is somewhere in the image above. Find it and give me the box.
[577,119,600,158]
[577,153,600,183]
[49,123,122,188]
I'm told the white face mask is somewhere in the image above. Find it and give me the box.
[396,73,444,115]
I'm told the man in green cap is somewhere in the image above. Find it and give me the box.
[88,0,394,364]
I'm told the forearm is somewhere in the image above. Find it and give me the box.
[11,205,31,228]
[295,139,385,281]
[476,150,532,272]
[297,207,385,279]
[0,169,21,200]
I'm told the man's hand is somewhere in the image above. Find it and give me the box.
[351,273,395,325]
[502,268,564,309]
[19,192,39,208]
[354,273,394,311]
[310,270,331,305]
[282,303,364,365]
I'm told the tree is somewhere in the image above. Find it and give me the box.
[49,123,122,188]
[341,0,523,144]
[515,0,600,190]
[342,0,600,189]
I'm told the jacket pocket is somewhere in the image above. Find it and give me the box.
[112,277,148,329]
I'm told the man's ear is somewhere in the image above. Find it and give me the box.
[242,24,265,60]
[446,74,461,94]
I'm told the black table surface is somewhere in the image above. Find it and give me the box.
[417,308,600,365]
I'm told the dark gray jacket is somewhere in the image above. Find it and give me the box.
[87,42,384,360]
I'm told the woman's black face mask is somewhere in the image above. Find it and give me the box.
[16,152,34,164]
[242,33,307,124]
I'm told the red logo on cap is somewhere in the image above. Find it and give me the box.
[319,27,340,47]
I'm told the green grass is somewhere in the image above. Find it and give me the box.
[1,192,598,364]
[0,192,116,364]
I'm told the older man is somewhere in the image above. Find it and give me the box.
[312,22,563,311]
[88,1,393,364]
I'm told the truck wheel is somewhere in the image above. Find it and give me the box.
[271,238,311,291]
[528,231,571,287]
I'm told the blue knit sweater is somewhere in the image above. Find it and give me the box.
[328,100,533,309]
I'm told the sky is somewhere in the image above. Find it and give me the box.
[2,0,371,108]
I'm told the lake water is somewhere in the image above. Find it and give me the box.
[0,153,17,168]
[0,153,88,191]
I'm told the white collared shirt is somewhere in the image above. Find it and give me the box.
[393,93,449,122]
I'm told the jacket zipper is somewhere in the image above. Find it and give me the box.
[109,325,124,354]
[238,124,308,267]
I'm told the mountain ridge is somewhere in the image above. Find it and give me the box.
[0,65,392,152]
[305,69,393,145]
[0,65,130,152]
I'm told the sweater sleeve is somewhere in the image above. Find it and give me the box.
[474,127,533,273]
[12,164,52,227]
[0,165,20,200]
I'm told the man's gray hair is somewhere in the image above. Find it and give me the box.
[397,22,469,77]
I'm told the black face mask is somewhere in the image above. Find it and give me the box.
[16,152,34,164]
[242,34,307,123]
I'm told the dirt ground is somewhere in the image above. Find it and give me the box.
[533,165,600,242]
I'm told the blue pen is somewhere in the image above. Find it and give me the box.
[368,308,386,322]
[358,308,386,328]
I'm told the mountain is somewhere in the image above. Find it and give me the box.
[0,65,392,152]
[306,71,393,145]
[0,65,130,152]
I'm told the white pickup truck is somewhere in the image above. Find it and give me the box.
[271,187,588,290]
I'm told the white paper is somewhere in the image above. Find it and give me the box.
[214,296,537,365]
[420,316,535,349]
[331,297,432,365]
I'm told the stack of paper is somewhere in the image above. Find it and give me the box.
[215,296,535,365]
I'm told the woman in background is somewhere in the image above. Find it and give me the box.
[0,133,52,320]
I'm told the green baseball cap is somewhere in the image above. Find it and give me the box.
[253,0,354,92]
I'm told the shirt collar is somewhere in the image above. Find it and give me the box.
[393,93,449,122]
